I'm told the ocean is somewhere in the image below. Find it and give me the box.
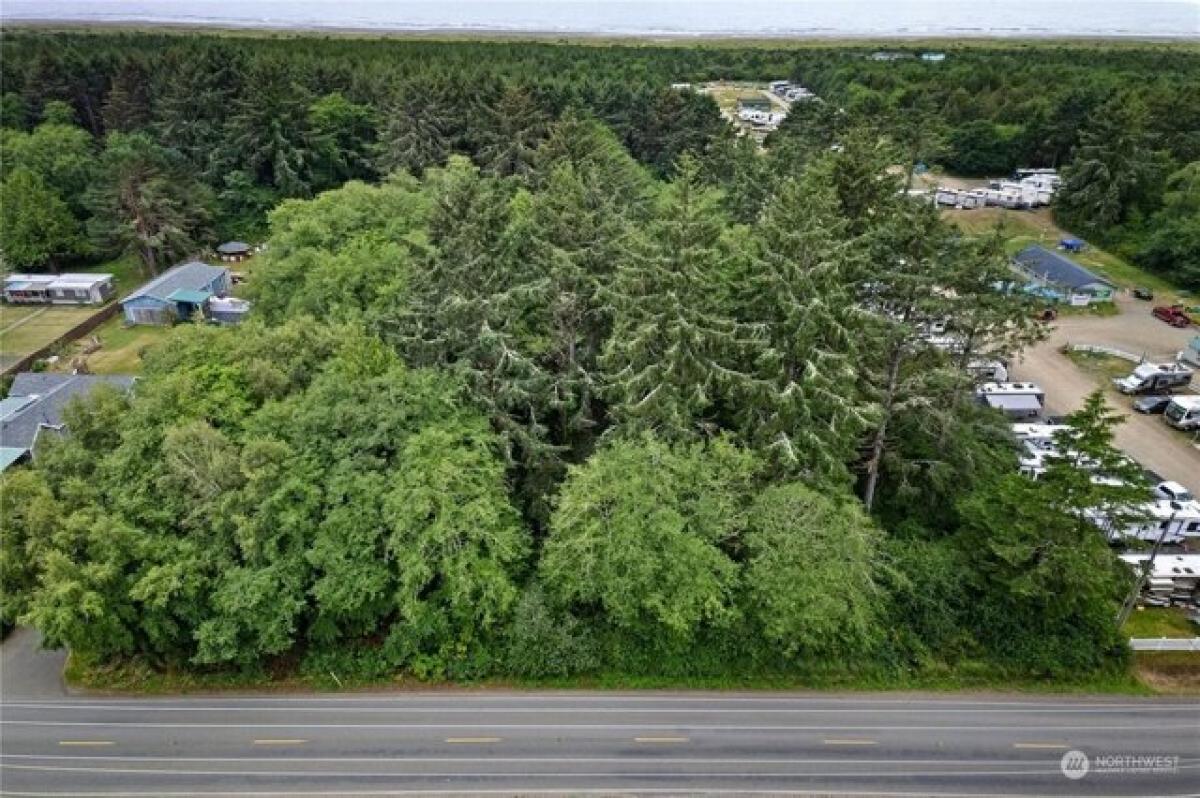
[2,0,1197,38]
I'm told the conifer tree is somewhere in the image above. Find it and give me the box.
[601,154,755,440]
[738,163,872,483]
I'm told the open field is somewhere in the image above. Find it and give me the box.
[0,304,105,371]
[943,206,1188,301]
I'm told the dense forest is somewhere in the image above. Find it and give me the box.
[1,33,1196,684]
[1,33,1198,285]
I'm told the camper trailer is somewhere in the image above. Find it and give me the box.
[1114,362,1193,395]
[977,382,1045,419]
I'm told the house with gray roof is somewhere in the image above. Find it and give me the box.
[121,261,230,326]
[0,373,136,471]
[1013,245,1115,303]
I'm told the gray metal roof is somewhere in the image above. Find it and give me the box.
[1014,245,1113,291]
[1,373,136,458]
[216,241,251,254]
[121,261,227,304]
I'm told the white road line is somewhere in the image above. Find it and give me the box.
[3,721,1194,731]
[4,703,1196,714]
[4,700,1195,710]
[3,695,1192,707]
[3,789,1180,798]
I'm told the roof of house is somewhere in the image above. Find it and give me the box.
[1013,245,1113,290]
[4,273,114,290]
[1,373,136,457]
[216,241,251,255]
[47,273,114,289]
[0,447,27,470]
[121,261,226,304]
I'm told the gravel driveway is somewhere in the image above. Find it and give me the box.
[1010,292,1200,495]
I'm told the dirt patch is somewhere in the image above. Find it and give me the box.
[1134,652,1200,695]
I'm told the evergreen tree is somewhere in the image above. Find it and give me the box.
[85,133,213,275]
[374,83,451,177]
[738,163,872,483]
[476,86,550,179]
[102,58,153,133]
[601,154,755,440]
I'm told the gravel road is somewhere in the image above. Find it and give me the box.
[1010,293,1200,495]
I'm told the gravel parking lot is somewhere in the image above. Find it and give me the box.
[1010,293,1200,495]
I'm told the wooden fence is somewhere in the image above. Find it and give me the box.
[0,302,121,378]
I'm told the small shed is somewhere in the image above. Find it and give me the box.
[216,241,253,263]
[121,261,230,326]
[1013,245,1114,302]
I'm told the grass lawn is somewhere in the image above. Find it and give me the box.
[1124,607,1199,639]
[78,255,147,298]
[1063,349,1136,382]
[1134,651,1200,695]
[0,305,103,369]
[943,207,1186,301]
[52,315,174,375]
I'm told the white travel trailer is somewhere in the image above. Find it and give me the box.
[1099,500,1200,544]
[977,382,1045,419]
[1114,362,1194,395]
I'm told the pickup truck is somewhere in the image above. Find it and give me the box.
[1153,305,1192,328]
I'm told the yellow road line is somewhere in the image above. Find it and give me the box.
[252,739,308,745]
[823,738,878,746]
[1014,742,1070,749]
[58,741,114,747]
[634,736,690,743]
[444,737,502,744]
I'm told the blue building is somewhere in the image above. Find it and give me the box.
[1013,245,1114,303]
[121,261,230,326]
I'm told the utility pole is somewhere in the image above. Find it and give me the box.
[1116,503,1179,629]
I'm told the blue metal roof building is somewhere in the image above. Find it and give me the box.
[1013,245,1114,300]
[121,261,230,326]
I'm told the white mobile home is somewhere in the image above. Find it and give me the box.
[3,273,115,305]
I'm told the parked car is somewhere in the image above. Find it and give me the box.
[1153,305,1192,328]
[1133,287,1154,300]
[1133,395,1173,414]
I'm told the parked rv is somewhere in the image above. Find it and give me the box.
[1113,362,1193,395]
[1164,396,1200,431]
[977,382,1045,419]
[1154,481,1195,503]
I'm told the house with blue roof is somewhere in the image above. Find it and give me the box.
[120,261,230,325]
[1012,245,1114,304]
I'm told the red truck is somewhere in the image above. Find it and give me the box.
[1152,305,1192,328]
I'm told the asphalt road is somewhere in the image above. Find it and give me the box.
[1,691,1197,797]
